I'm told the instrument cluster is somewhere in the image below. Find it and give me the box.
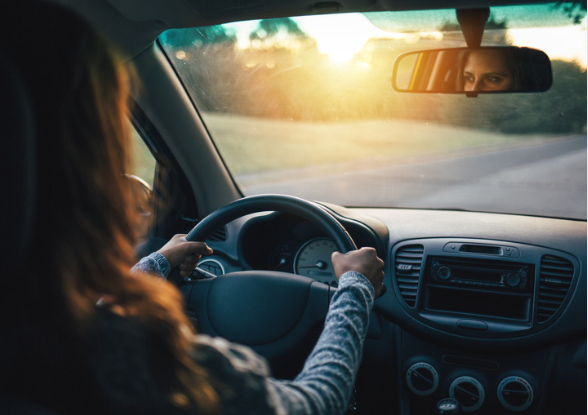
[239,211,380,286]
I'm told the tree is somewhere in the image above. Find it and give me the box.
[439,13,508,31]
[552,1,587,24]
[249,18,312,49]
[160,25,236,48]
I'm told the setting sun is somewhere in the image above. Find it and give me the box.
[227,13,403,62]
[293,14,402,62]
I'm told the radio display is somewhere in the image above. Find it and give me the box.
[451,267,502,283]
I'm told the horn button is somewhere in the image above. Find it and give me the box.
[207,272,313,345]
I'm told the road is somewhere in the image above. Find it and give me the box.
[240,135,587,219]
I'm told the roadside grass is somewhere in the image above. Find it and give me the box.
[203,112,553,175]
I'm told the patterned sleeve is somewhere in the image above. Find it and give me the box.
[131,252,171,278]
[191,271,375,415]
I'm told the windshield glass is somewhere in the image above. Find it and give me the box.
[159,3,587,219]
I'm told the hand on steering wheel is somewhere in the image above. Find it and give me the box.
[157,234,213,277]
[332,247,386,298]
[173,194,384,367]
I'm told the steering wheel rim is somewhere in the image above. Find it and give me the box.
[180,194,358,368]
[186,194,357,252]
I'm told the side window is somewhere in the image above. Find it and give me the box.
[128,124,157,242]
[129,126,157,186]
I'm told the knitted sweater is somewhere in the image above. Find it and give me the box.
[94,253,376,415]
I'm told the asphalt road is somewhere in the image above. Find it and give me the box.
[241,135,587,219]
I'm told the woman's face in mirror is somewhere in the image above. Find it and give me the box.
[463,49,514,91]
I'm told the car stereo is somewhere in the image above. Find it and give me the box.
[430,257,529,292]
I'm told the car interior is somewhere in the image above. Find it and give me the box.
[6,0,587,414]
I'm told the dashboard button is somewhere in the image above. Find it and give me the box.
[457,320,488,331]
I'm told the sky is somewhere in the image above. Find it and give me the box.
[225,10,587,66]
[508,24,587,67]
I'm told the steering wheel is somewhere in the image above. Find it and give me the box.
[178,194,357,367]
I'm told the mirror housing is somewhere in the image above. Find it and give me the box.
[392,46,552,97]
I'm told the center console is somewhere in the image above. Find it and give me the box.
[390,238,579,414]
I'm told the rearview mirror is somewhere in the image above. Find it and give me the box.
[392,47,552,96]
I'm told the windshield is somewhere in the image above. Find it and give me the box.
[159,3,587,219]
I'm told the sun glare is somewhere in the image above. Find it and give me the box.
[294,14,402,62]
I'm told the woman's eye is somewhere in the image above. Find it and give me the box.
[464,74,474,83]
[486,76,501,83]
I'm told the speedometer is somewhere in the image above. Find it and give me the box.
[294,237,338,286]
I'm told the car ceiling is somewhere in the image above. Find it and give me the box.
[55,0,556,58]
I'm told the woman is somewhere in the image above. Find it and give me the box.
[2,2,385,415]
[462,48,520,92]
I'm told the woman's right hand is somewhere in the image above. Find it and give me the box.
[331,247,385,297]
[157,234,213,277]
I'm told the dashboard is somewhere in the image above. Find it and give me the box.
[194,204,586,414]
[196,204,389,284]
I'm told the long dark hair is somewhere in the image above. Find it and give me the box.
[2,2,218,414]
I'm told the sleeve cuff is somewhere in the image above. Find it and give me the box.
[151,252,171,277]
[131,252,171,279]
[338,270,376,299]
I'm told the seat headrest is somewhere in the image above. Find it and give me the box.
[0,52,36,266]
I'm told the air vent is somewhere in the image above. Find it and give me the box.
[208,226,227,242]
[537,255,574,323]
[394,244,424,307]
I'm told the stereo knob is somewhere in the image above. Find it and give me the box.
[449,376,484,412]
[505,272,521,287]
[437,266,451,280]
[497,376,533,411]
[406,362,439,396]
